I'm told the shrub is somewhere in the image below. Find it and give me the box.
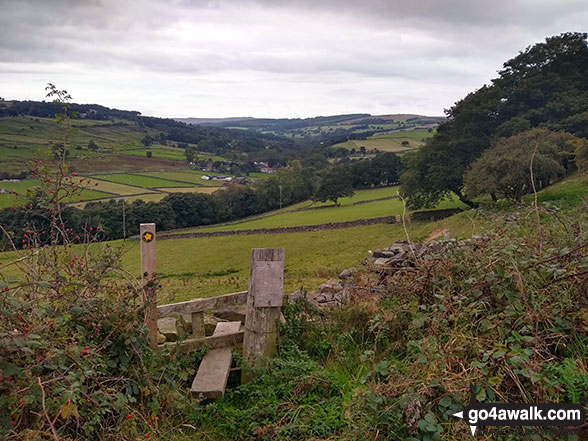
[0,86,192,440]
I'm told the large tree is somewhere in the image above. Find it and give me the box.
[464,128,579,202]
[314,167,354,206]
[401,32,588,208]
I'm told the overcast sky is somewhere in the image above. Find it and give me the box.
[1,0,587,118]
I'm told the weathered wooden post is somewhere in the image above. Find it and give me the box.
[242,248,285,382]
[140,223,158,349]
[191,311,205,339]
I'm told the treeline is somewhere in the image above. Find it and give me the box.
[0,154,401,247]
[140,116,297,156]
[0,100,142,121]
[401,32,588,207]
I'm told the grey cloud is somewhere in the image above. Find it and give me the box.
[0,0,586,117]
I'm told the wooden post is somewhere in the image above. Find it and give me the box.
[191,312,205,338]
[242,248,285,382]
[140,223,158,349]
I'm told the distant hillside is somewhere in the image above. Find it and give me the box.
[0,99,298,174]
[177,116,255,125]
[175,113,446,143]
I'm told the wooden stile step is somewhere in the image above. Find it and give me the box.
[190,321,241,399]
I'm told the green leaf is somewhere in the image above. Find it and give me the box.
[60,403,79,419]
[374,361,389,376]
[438,396,452,407]
[424,412,437,424]
[0,361,22,377]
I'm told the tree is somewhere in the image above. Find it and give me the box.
[159,132,167,145]
[464,128,578,202]
[184,145,197,163]
[371,152,402,185]
[302,153,329,170]
[161,193,216,228]
[88,139,99,151]
[401,32,588,208]
[314,167,354,206]
[141,135,154,146]
[401,140,409,147]
[214,185,260,220]
[574,137,588,172]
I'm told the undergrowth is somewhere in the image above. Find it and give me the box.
[187,201,588,441]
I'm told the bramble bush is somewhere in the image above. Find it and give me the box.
[0,86,194,441]
[341,206,588,440]
[212,203,588,441]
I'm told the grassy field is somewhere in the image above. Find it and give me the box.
[92,173,193,188]
[0,116,227,175]
[0,211,482,302]
[183,190,466,232]
[522,174,588,208]
[0,168,244,210]
[0,177,113,206]
[0,116,154,160]
[137,171,226,187]
[123,145,225,162]
[0,193,26,209]
[3,176,583,303]
[333,128,435,153]
[87,178,158,196]
[372,128,434,141]
[138,171,208,185]
[157,186,219,194]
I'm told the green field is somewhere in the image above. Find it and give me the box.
[0,116,230,177]
[0,116,154,158]
[157,186,219,194]
[0,177,112,208]
[312,185,399,206]
[86,178,158,195]
[333,128,435,153]
[0,212,481,302]
[137,171,206,185]
[3,176,582,303]
[137,170,228,187]
[182,188,465,233]
[123,145,225,162]
[92,173,193,188]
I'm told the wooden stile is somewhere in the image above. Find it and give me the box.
[191,311,205,338]
[190,321,242,399]
[157,290,248,317]
[162,329,244,352]
[242,248,285,382]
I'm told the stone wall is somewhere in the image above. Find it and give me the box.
[160,216,397,240]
